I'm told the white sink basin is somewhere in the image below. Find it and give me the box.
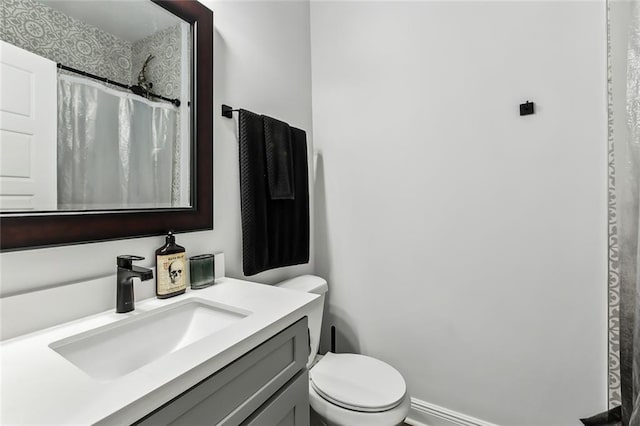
[49,298,251,381]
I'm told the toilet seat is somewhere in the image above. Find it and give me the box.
[310,352,406,413]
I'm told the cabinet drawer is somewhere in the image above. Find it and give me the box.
[135,317,308,426]
[241,370,309,426]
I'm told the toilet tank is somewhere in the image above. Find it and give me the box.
[275,275,327,367]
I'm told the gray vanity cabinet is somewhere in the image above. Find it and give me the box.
[134,317,310,426]
[241,370,309,426]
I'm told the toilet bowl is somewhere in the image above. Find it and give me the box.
[275,275,410,426]
[309,352,411,426]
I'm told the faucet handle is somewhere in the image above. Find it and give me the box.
[117,255,145,269]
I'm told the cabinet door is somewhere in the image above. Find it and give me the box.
[134,317,308,426]
[241,370,310,426]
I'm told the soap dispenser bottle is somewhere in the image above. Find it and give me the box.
[156,231,186,299]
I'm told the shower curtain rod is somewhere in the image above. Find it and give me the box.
[57,63,181,107]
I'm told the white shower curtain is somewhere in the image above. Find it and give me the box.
[625,1,640,423]
[615,0,640,424]
[57,74,181,210]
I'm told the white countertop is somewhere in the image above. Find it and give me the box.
[1,278,318,425]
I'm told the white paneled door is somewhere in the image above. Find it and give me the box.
[0,40,57,211]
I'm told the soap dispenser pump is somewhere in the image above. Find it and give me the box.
[155,231,186,299]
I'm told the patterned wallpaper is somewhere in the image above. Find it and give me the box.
[1,0,184,97]
[1,0,132,83]
[132,24,183,100]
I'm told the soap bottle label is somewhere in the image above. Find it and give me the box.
[157,253,186,296]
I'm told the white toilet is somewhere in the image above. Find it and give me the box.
[275,275,411,426]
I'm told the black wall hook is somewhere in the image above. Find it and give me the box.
[520,101,535,116]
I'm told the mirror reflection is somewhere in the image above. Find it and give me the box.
[0,0,192,212]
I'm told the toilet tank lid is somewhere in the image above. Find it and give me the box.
[275,275,328,295]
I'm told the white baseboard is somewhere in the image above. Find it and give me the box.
[405,398,499,426]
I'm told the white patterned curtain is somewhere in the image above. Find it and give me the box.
[625,0,640,423]
[615,0,640,424]
[57,74,180,210]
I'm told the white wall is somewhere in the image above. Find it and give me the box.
[310,2,608,425]
[0,1,314,305]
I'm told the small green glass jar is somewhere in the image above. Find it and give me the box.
[189,254,215,289]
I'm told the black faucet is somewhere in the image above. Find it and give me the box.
[116,255,154,313]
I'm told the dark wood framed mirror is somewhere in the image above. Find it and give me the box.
[0,0,213,251]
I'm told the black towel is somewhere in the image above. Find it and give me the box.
[239,110,310,276]
[263,115,295,200]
